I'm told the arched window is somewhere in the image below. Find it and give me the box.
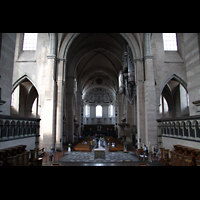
[162,33,178,51]
[108,105,114,117]
[85,104,90,117]
[96,105,102,117]
[23,33,38,50]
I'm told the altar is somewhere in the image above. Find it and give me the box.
[94,148,105,159]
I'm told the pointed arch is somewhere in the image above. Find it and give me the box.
[12,74,38,93]
[160,73,188,95]
[159,73,189,118]
[11,74,39,118]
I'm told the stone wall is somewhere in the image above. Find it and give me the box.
[183,33,200,115]
[0,33,16,115]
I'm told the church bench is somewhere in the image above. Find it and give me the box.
[160,148,170,166]
[109,146,124,151]
[0,145,44,166]
[6,151,29,166]
[0,146,24,165]
[74,143,91,152]
[170,145,200,166]
[105,136,124,151]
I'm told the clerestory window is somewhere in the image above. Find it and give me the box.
[108,105,114,117]
[23,33,38,50]
[162,33,178,51]
[96,105,102,118]
[85,104,90,117]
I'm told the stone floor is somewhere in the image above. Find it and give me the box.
[59,151,139,163]
[42,140,164,166]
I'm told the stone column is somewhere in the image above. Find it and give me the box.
[117,93,122,138]
[143,33,157,147]
[55,58,65,151]
[46,33,57,149]
[76,91,82,137]
[66,76,74,143]
[135,59,145,148]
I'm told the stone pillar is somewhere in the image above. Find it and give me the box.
[66,76,74,143]
[46,33,57,149]
[55,59,65,151]
[143,33,157,147]
[76,91,82,137]
[135,59,145,148]
[117,93,122,138]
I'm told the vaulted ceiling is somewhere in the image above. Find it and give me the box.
[66,33,124,103]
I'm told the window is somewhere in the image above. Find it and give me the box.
[162,33,178,51]
[108,105,114,117]
[96,105,102,117]
[85,104,90,117]
[23,33,38,50]
[159,95,169,114]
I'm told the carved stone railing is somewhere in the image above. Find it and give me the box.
[157,115,200,145]
[0,115,40,148]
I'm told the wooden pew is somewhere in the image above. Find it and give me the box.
[109,145,124,152]
[74,143,90,151]
[105,136,124,152]
[7,155,18,166]
[160,148,170,166]
[184,155,193,166]
[196,151,200,166]
[169,151,175,166]
[23,151,29,166]
[172,145,200,166]
[0,145,34,166]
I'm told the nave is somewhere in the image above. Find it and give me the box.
[42,137,163,166]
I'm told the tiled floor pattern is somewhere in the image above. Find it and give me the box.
[42,141,163,166]
[59,162,148,166]
[59,151,139,163]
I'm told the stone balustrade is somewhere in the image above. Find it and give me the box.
[157,115,200,144]
[0,115,40,144]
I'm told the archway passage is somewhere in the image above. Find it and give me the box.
[11,78,38,118]
[62,33,136,145]
[159,75,189,118]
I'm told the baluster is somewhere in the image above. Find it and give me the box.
[6,120,10,138]
[0,120,3,139]
[192,120,197,138]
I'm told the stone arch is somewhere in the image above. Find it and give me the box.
[159,73,188,96]
[159,73,189,118]
[12,74,38,93]
[11,74,39,118]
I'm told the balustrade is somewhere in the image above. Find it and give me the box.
[0,115,40,143]
[157,116,200,143]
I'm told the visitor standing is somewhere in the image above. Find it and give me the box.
[49,148,53,161]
